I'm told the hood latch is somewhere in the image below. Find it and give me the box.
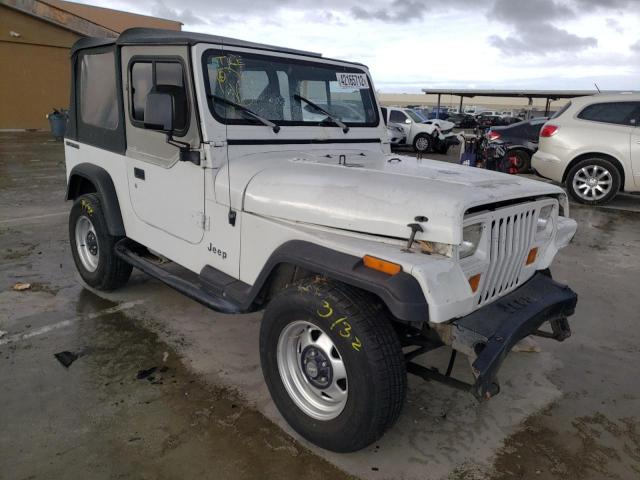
[405,216,429,251]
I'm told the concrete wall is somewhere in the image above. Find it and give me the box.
[0,5,80,129]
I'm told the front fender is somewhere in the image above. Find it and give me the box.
[245,240,429,323]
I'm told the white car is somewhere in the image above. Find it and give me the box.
[533,94,640,205]
[64,28,578,453]
[381,106,458,153]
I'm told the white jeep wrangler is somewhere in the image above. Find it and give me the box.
[64,28,578,453]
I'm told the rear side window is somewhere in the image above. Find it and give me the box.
[577,102,638,126]
[79,52,118,129]
[129,59,188,133]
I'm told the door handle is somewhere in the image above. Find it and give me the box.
[134,167,145,180]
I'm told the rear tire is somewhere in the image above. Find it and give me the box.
[510,149,531,173]
[260,279,406,452]
[69,193,132,290]
[565,157,621,205]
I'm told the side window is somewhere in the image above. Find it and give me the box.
[381,107,388,124]
[389,110,407,123]
[80,51,118,129]
[129,59,188,132]
[577,102,638,126]
[131,62,152,121]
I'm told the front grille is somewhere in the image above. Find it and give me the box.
[478,207,537,305]
[441,128,453,134]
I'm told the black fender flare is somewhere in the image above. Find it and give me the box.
[228,240,429,323]
[66,163,126,236]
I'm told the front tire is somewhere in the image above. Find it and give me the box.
[565,157,620,205]
[69,193,132,290]
[260,280,406,452]
[413,133,432,153]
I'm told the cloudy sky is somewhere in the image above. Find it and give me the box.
[80,0,639,92]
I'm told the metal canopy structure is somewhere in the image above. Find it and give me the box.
[421,88,640,118]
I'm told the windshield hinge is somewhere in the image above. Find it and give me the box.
[193,211,210,231]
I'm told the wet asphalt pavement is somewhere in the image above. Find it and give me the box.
[1,132,639,480]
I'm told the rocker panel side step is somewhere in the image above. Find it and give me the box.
[114,239,242,314]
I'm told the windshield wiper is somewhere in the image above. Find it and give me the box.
[209,94,280,133]
[293,94,349,133]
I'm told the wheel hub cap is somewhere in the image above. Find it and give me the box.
[74,215,99,272]
[301,346,332,388]
[86,231,98,255]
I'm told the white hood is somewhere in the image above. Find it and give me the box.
[239,152,564,245]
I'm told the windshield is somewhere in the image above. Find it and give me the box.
[203,50,379,127]
[405,110,424,122]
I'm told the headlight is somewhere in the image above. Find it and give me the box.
[536,205,554,237]
[460,223,483,259]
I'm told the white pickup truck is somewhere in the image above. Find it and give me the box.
[381,106,458,153]
[64,28,578,453]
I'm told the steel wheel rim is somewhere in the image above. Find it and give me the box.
[415,136,429,151]
[277,320,348,421]
[75,215,99,272]
[572,165,612,201]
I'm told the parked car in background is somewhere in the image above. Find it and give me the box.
[447,113,477,129]
[381,107,458,153]
[533,94,640,205]
[475,110,501,118]
[477,114,504,128]
[427,107,449,120]
[501,116,522,125]
[486,117,548,173]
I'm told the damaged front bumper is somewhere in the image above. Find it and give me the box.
[406,272,577,400]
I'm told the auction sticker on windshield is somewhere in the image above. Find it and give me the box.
[336,72,369,89]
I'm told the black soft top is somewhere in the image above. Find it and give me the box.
[71,27,322,59]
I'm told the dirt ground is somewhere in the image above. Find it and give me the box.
[1,132,639,480]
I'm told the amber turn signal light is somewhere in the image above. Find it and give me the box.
[468,273,481,293]
[362,255,402,276]
[526,247,538,265]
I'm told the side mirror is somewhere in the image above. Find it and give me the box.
[405,118,412,124]
[143,85,188,133]
[143,87,198,165]
[144,91,174,132]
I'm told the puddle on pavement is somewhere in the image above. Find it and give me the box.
[3,288,353,480]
